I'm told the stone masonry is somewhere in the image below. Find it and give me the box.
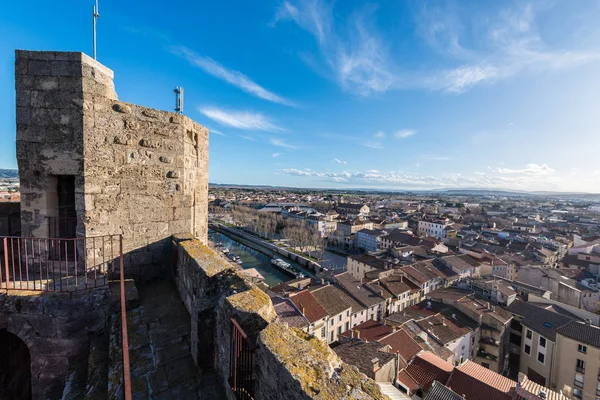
[15,50,208,280]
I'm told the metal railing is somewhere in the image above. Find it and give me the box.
[0,234,132,400]
[1,235,121,291]
[229,318,256,400]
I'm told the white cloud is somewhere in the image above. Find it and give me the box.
[275,0,397,96]
[210,128,226,136]
[394,129,417,139]
[241,135,257,142]
[332,158,347,164]
[272,152,283,157]
[171,46,295,106]
[495,163,555,175]
[362,140,384,149]
[279,167,563,190]
[276,1,600,95]
[199,107,285,132]
[374,130,385,138]
[420,3,600,93]
[270,138,297,149]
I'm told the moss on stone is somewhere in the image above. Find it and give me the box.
[259,323,390,400]
[227,287,272,314]
[181,239,233,278]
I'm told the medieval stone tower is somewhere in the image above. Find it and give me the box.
[15,50,208,279]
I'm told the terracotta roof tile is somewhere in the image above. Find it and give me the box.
[402,352,453,392]
[379,329,422,362]
[446,361,516,400]
[340,320,392,342]
[290,289,328,323]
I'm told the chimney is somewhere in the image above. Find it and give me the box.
[487,302,491,310]
[442,317,446,326]
[321,278,325,285]
[371,357,380,372]
[355,329,361,339]
[299,303,305,315]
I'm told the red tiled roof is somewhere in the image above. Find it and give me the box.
[339,320,392,342]
[402,352,453,392]
[290,289,328,323]
[379,329,422,362]
[397,369,420,393]
[446,361,516,400]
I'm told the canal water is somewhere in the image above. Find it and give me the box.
[208,230,307,287]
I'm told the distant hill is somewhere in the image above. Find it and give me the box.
[0,169,18,179]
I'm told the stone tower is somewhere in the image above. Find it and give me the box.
[15,50,208,279]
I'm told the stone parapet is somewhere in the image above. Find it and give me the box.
[174,236,389,399]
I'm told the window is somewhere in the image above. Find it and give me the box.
[338,315,342,322]
[573,388,582,399]
[576,359,585,373]
[330,319,334,326]
[345,321,349,331]
[596,381,600,396]
[481,362,490,369]
[320,327,325,337]
[346,310,350,317]
[539,337,546,348]
[330,331,334,342]
[337,326,342,335]
[574,373,584,389]
[526,329,532,339]
[537,352,545,364]
[524,344,531,355]
[578,344,587,354]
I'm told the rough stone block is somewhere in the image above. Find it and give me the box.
[28,59,52,76]
[166,171,179,179]
[34,76,59,91]
[159,156,173,164]
[51,60,71,76]
[112,103,132,114]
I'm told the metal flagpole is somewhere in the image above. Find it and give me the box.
[93,0,99,60]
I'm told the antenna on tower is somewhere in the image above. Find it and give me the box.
[174,87,184,114]
[92,0,99,60]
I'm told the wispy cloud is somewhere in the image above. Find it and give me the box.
[241,135,257,142]
[419,2,600,93]
[332,158,347,164]
[494,163,555,175]
[395,129,417,139]
[275,0,396,96]
[171,46,295,106]
[280,165,562,190]
[374,130,385,138]
[362,140,384,149]
[272,152,283,157]
[199,107,286,132]
[270,138,297,149]
[210,128,226,136]
[275,1,600,95]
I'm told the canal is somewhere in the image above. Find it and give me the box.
[208,230,310,287]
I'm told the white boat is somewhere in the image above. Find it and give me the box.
[221,248,229,254]
[271,258,305,279]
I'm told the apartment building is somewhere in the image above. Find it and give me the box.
[506,300,574,388]
[346,253,388,280]
[554,321,600,400]
[310,285,353,343]
[418,218,453,239]
[289,289,329,341]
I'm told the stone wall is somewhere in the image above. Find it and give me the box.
[15,51,209,280]
[0,287,109,399]
[174,236,390,400]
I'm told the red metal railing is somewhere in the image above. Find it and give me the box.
[0,234,132,399]
[0,235,121,291]
[229,318,256,400]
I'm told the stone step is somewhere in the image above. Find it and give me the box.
[83,331,109,400]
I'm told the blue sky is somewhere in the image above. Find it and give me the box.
[1,0,600,192]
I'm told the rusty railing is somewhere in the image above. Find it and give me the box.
[229,318,256,400]
[0,234,132,399]
[0,235,121,291]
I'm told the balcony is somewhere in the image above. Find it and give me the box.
[576,366,585,374]
[477,349,498,361]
